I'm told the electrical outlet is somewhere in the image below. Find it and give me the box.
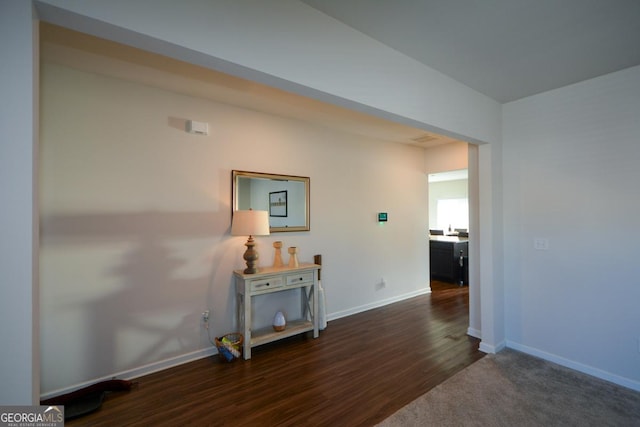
[202,310,210,323]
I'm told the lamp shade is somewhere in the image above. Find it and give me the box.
[231,210,270,236]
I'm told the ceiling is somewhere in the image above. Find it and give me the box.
[301,0,640,103]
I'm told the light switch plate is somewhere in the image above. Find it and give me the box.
[534,238,549,250]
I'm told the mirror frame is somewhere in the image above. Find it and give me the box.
[232,170,310,233]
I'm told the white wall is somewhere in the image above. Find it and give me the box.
[0,0,39,405]
[467,145,481,339]
[1,0,503,402]
[39,63,430,394]
[33,0,504,360]
[503,65,640,390]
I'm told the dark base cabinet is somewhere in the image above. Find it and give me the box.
[430,238,469,285]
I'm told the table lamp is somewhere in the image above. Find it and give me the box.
[231,209,270,274]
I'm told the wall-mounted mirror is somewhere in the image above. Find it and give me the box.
[232,170,310,232]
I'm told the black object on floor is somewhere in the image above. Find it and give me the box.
[41,379,136,420]
[62,390,106,419]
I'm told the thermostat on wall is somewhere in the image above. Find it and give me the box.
[378,212,388,222]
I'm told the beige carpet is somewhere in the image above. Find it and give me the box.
[377,349,640,427]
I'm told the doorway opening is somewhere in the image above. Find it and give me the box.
[428,168,469,288]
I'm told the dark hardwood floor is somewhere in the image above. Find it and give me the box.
[67,281,482,426]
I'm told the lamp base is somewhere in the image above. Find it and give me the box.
[243,236,259,274]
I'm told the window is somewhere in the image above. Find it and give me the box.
[436,198,468,232]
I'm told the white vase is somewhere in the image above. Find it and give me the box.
[273,311,286,332]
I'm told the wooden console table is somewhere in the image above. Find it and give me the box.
[234,263,320,359]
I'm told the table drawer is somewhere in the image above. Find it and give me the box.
[286,272,314,286]
[250,277,283,292]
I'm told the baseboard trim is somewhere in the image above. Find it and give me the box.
[479,339,506,354]
[40,346,218,400]
[327,287,431,322]
[467,327,482,339]
[506,341,640,392]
